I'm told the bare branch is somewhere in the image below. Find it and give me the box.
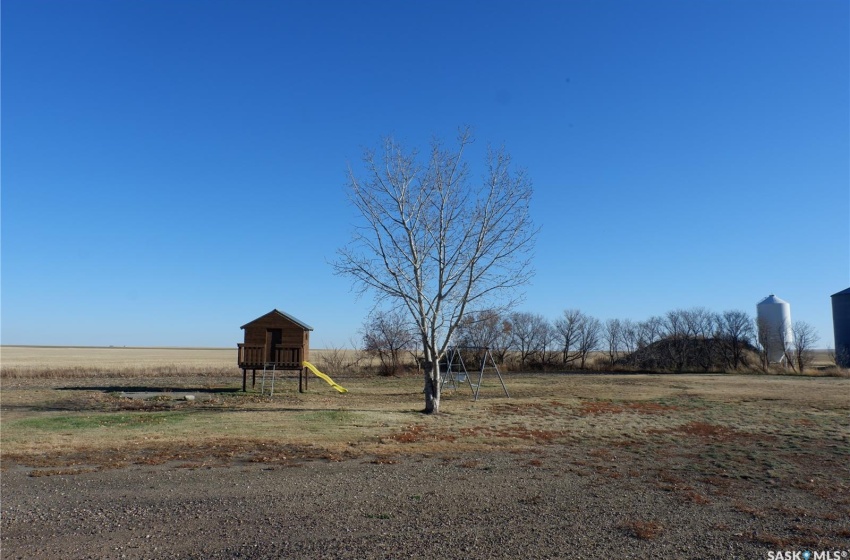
[334,130,537,412]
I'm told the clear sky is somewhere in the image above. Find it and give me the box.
[2,0,848,349]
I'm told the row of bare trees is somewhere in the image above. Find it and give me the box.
[360,307,822,374]
[335,130,826,410]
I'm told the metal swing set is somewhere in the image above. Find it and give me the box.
[439,346,509,400]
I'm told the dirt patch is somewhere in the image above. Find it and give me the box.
[579,400,678,415]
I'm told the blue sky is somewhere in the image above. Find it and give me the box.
[2,0,848,349]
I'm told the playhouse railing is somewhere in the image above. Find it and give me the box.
[272,345,302,368]
[238,344,303,368]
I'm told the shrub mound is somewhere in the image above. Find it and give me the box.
[616,337,759,372]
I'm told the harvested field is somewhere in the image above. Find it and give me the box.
[0,346,239,379]
[1,351,848,558]
[0,346,372,379]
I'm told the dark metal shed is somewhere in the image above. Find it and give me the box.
[832,288,850,368]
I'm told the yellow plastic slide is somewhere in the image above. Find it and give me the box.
[302,361,348,393]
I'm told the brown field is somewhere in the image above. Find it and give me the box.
[0,345,372,379]
[1,346,848,558]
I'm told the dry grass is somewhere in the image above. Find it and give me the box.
[2,368,847,469]
[0,348,850,539]
[2,349,849,544]
[4,348,850,555]
[0,346,386,380]
[620,519,664,540]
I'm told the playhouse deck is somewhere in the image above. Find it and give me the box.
[237,343,303,369]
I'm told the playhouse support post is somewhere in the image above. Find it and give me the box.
[242,369,247,392]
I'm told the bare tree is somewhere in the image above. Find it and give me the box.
[335,129,536,413]
[717,310,754,370]
[576,315,601,369]
[603,318,622,367]
[454,310,508,368]
[637,316,665,349]
[682,307,719,371]
[791,321,820,373]
[553,309,584,367]
[491,316,514,364]
[619,319,639,357]
[662,309,691,372]
[538,320,557,368]
[361,310,417,376]
[507,312,549,369]
[780,323,796,371]
[456,310,501,349]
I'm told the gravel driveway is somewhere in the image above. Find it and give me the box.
[4,450,843,560]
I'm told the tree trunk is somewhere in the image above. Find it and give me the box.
[423,361,441,414]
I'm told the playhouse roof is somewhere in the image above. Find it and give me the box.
[240,309,314,331]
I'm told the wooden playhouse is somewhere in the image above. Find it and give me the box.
[237,309,313,392]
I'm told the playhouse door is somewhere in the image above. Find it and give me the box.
[266,329,282,362]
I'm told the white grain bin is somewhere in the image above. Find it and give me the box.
[756,294,793,363]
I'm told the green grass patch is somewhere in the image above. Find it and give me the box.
[12,410,192,432]
[297,410,355,424]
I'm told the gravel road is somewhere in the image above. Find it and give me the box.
[4,450,837,560]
